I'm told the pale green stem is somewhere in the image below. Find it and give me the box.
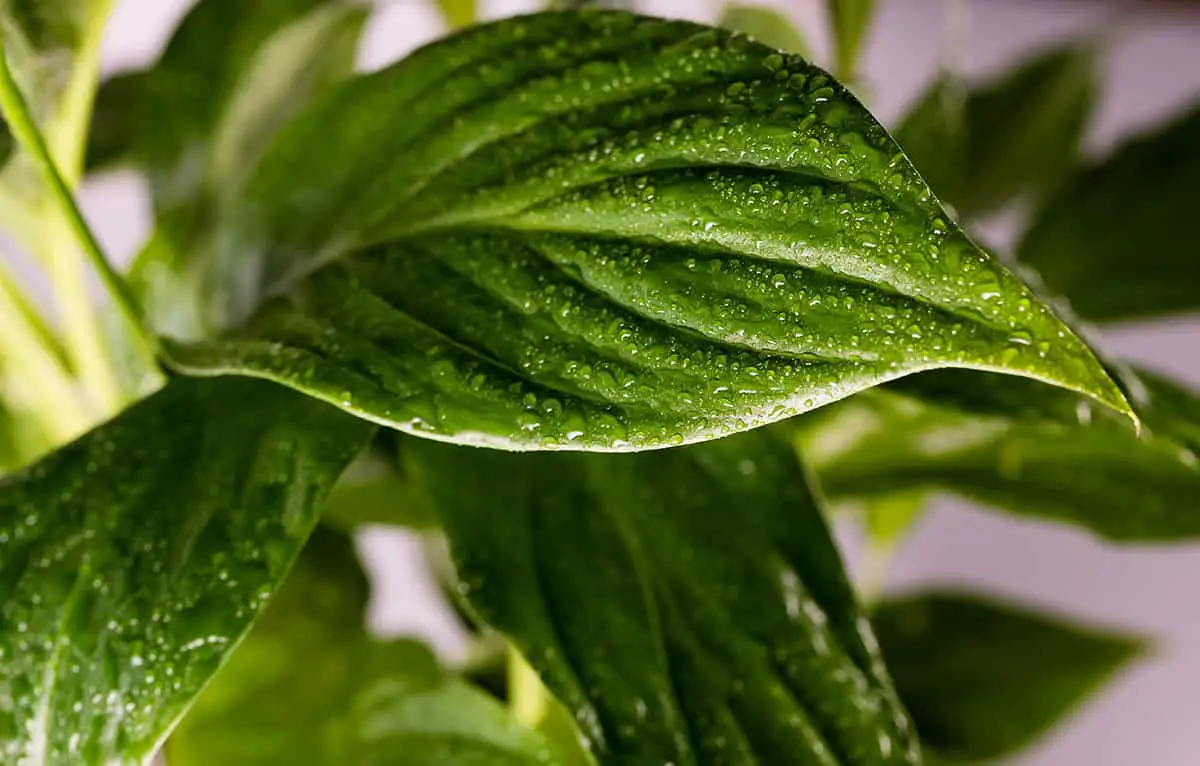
[0,265,88,443]
[0,31,158,408]
[508,645,549,728]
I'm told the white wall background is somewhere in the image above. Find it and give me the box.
[75,1,1200,764]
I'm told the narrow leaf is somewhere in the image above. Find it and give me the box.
[874,591,1144,762]
[718,3,810,57]
[410,430,922,764]
[800,367,1200,541]
[166,11,1129,452]
[1019,104,1200,322]
[0,377,373,763]
[896,42,1098,218]
[168,526,554,765]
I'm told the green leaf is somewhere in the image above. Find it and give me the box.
[0,377,373,764]
[409,430,922,765]
[1018,104,1200,322]
[0,0,110,219]
[718,3,810,57]
[323,434,438,531]
[827,0,874,81]
[168,526,556,765]
[896,42,1098,218]
[801,367,1200,541]
[164,11,1129,452]
[93,0,369,342]
[873,591,1144,762]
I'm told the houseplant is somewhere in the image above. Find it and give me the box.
[0,1,1196,763]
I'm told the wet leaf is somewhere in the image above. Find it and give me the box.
[0,377,373,763]
[874,591,1144,762]
[410,430,922,765]
[896,42,1098,218]
[800,367,1200,541]
[165,11,1129,451]
[168,526,555,765]
[718,3,810,57]
[1019,104,1200,322]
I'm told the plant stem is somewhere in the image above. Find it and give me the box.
[0,264,89,443]
[0,32,158,404]
[507,645,549,728]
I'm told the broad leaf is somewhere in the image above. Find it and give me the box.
[0,377,373,763]
[896,42,1098,219]
[718,3,810,57]
[410,430,922,765]
[165,11,1129,452]
[799,367,1200,541]
[168,526,556,765]
[874,591,1144,762]
[1019,104,1200,322]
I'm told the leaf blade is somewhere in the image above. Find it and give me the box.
[0,377,373,763]
[1019,104,1200,322]
[800,367,1200,542]
[874,590,1144,762]
[410,430,922,764]
[167,11,1129,451]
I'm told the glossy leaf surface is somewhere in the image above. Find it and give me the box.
[896,43,1097,218]
[800,367,1200,541]
[168,526,555,765]
[718,3,810,57]
[166,11,1128,451]
[874,591,1143,762]
[411,430,922,765]
[0,377,373,764]
[1019,104,1200,322]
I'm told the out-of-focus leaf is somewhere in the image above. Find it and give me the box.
[0,0,111,229]
[324,434,438,531]
[168,526,556,765]
[897,43,1098,218]
[1019,104,1200,322]
[411,430,922,764]
[800,367,1200,541]
[718,3,810,57]
[827,0,874,81]
[91,1,369,342]
[0,377,373,763]
[165,11,1130,452]
[874,591,1144,762]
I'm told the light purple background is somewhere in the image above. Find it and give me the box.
[77,2,1200,764]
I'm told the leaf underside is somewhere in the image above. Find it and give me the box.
[411,429,922,765]
[161,11,1128,452]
